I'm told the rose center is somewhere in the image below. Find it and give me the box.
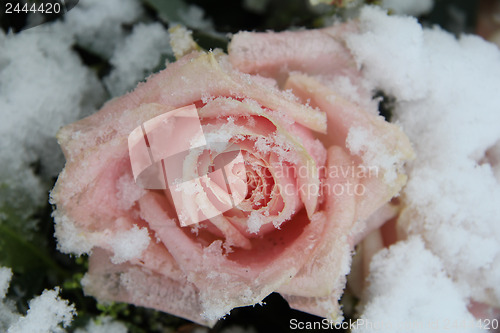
[244,162,274,208]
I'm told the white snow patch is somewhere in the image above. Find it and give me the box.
[0,267,12,300]
[177,5,215,31]
[6,287,75,333]
[354,237,482,333]
[52,211,95,256]
[61,0,143,58]
[247,211,265,234]
[0,25,104,212]
[109,225,151,264]
[345,6,428,101]
[169,25,199,59]
[346,126,402,183]
[0,267,22,332]
[104,23,172,97]
[346,5,500,312]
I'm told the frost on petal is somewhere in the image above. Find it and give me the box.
[284,73,414,223]
[82,248,213,327]
[51,51,327,263]
[51,104,172,256]
[279,147,357,321]
[229,24,382,114]
[346,126,405,183]
[138,192,325,322]
[229,25,358,85]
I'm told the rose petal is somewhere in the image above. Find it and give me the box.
[278,146,356,321]
[138,191,328,321]
[82,248,216,327]
[284,73,414,222]
[229,24,359,85]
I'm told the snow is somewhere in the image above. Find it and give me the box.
[254,133,300,163]
[177,5,215,31]
[0,25,104,210]
[345,4,500,322]
[0,0,151,216]
[109,225,151,264]
[0,267,12,299]
[51,211,93,256]
[345,7,428,101]
[53,209,151,262]
[61,0,144,58]
[247,210,265,234]
[169,25,200,59]
[353,237,482,333]
[8,288,76,333]
[346,126,405,183]
[0,267,75,333]
[0,267,18,332]
[0,0,166,264]
[324,75,366,108]
[104,22,172,97]
[0,20,107,270]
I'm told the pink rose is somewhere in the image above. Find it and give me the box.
[51,24,413,326]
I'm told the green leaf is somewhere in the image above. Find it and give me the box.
[142,0,229,52]
[0,218,63,275]
[143,0,189,25]
[192,30,228,52]
[0,183,65,276]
